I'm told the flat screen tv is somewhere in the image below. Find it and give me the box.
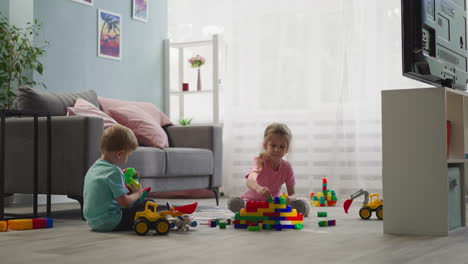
[402,0,468,90]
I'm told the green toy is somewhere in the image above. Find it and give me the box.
[123,168,150,203]
[123,168,140,191]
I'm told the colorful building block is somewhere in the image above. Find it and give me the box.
[318,220,336,227]
[310,178,338,207]
[317,212,328,217]
[7,218,53,231]
[0,221,7,232]
[234,195,304,231]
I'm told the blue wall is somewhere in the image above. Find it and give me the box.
[0,1,9,19]
[33,0,167,108]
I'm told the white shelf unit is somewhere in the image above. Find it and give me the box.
[164,35,220,124]
[382,87,467,236]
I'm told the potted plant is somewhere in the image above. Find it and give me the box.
[178,117,193,126]
[0,14,48,109]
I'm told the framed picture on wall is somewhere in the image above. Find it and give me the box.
[98,10,122,60]
[133,0,149,22]
[72,0,93,6]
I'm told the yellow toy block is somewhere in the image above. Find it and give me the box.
[279,211,298,217]
[240,208,246,216]
[262,220,276,225]
[273,203,287,209]
[8,219,33,230]
[243,212,264,217]
[257,208,275,213]
[0,221,7,232]
[240,220,247,225]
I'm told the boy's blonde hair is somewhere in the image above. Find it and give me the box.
[256,123,292,169]
[100,125,138,153]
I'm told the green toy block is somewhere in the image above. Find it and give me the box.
[247,226,261,231]
[215,219,220,224]
[332,196,338,201]
[279,196,286,204]
[235,216,270,221]
[263,224,271,230]
[318,221,327,227]
[294,223,303,230]
[268,197,274,203]
[317,212,327,217]
[219,223,227,229]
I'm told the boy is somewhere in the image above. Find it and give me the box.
[83,125,147,231]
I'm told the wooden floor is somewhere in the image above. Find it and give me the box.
[0,199,467,264]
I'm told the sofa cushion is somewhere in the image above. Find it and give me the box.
[126,146,166,177]
[107,105,169,148]
[98,97,173,126]
[15,87,100,116]
[67,98,119,129]
[165,148,213,177]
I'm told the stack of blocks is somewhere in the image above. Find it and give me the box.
[310,178,338,207]
[233,196,304,231]
[0,218,53,231]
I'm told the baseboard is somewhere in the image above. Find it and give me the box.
[5,194,74,206]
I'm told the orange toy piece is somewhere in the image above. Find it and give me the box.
[0,221,7,232]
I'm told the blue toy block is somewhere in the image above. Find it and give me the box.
[45,218,53,228]
[274,197,281,204]
[234,224,248,229]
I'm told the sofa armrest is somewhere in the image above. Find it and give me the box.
[165,125,223,188]
[4,116,103,195]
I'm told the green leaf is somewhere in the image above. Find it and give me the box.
[36,64,43,75]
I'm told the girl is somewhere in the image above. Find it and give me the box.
[227,123,310,216]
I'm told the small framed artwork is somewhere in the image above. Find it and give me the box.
[98,10,122,60]
[133,0,149,22]
[72,0,93,6]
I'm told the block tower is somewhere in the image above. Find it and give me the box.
[310,178,338,207]
[233,195,304,231]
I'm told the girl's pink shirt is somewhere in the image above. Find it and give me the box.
[240,157,296,201]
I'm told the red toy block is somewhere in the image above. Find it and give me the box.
[263,212,281,217]
[32,218,47,229]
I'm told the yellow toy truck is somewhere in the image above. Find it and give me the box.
[133,201,198,236]
[343,189,383,220]
[133,201,171,236]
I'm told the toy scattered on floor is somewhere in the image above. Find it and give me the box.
[233,194,304,231]
[0,218,53,231]
[173,214,198,231]
[317,212,327,217]
[318,220,336,227]
[133,201,198,236]
[123,167,151,202]
[343,189,383,220]
[310,178,338,207]
[0,220,7,231]
[207,218,232,229]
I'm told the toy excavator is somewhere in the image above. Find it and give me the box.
[343,189,383,220]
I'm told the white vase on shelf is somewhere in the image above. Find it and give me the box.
[197,68,202,91]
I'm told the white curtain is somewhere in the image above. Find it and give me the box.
[168,0,426,199]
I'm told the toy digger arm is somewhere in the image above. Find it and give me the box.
[349,189,369,205]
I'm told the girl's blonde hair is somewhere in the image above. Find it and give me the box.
[100,125,138,153]
[256,123,292,169]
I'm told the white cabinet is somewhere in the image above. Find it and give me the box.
[164,34,220,124]
[382,87,467,236]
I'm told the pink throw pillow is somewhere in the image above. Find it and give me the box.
[98,97,172,126]
[67,98,119,129]
[107,105,169,149]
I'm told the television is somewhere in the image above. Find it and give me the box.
[401,0,468,90]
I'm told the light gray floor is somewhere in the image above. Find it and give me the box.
[0,198,467,264]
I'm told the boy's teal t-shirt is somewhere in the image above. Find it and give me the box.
[83,159,128,231]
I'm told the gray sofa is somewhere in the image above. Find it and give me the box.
[3,88,222,215]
